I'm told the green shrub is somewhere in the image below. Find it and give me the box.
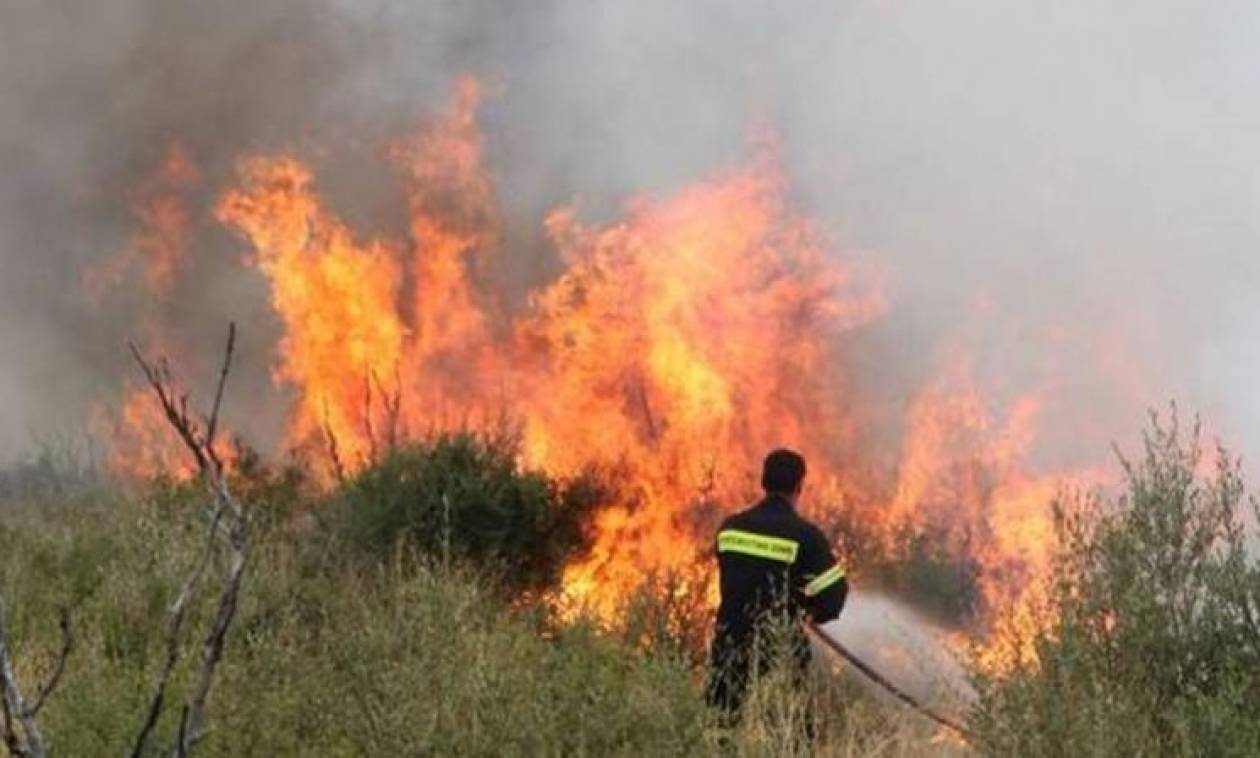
[0,467,955,756]
[337,432,596,594]
[0,492,710,756]
[969,410,1260,756]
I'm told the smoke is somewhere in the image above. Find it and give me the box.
[3,0,1259,470]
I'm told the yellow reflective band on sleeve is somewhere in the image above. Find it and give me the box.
[717,530,799,563]
[803,564,846,597]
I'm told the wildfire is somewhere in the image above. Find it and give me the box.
[88,144,207,480]
[216,156,409,468]
[92,377,198,480]
[98,77,1102,655]
[889,363,1106,666]
[85,142,200,299]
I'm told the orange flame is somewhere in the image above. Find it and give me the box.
[519,156,884,613]
[103,77,1106,654]
[92,382,197,480]
[85,142,200,298]
[216,157,408,468]
[88,144,209,479]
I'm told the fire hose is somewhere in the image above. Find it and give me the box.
[804,621,971,739]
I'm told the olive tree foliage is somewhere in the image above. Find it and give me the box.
[970,410,1260,757]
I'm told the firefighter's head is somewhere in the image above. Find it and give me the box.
[761,448,806,502]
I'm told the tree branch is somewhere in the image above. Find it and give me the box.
[0,597,47,758]
[322,398,346,486]
[363,370,377,469]
[128,502,226,758]
[128,345,209,474]
[24,608,71,720]
[372,365,403,455]
[176,523,246,754]
[0,686,19,758]
[203,323,237,472]
[124,323,249,758]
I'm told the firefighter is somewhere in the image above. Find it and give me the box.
[705,448,848,721]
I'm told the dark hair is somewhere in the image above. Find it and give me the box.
[761,448,806,494]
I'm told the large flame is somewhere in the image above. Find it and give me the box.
[520,152,885,612]
[216,156,409,468]
[101,78,1101,651]
[88,144,205,479]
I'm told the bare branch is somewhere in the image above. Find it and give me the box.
[125,323,249,758]
[1,688,19,758]
[203,323,237,471]
[24,608,71,720]
[633,377,658,442]
[174,706,191,758]
[363,369,377,469]
[322,398,346,486]
[176,525,246,754]
[0,642,20,758]
[372,365,403,454]
[128,502,226,758]
[128,342,209,473]
[0,597,47,758]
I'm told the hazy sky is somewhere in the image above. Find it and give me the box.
[3,0,1259,469]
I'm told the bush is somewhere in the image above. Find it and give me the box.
[0,466,959,756]
[337,433,596,594]
[821,507,982,628]
[866,525,982,625]
[617,567,716,665]
[969,411,1260,756]
[0,492,710,756]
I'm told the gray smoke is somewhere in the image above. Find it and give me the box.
[3,0,1259,470]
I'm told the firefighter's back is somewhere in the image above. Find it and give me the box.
[706,449,847,718]
[714,495,815,641]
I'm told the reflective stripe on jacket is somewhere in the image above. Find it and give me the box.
[712,494,847,643]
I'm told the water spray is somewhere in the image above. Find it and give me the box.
[805,620,971,739]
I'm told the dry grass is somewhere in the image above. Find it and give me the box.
[0,479,968,757]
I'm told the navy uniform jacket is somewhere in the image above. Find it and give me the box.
[707,494,848,710]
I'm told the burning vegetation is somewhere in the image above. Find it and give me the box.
[6,0,1260,752]
[89,77,1108,664]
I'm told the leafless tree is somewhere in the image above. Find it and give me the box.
[1,324,246,758]
[0,321,248,750]
[126,322,248,757]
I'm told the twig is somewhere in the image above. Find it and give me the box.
[373,364,403,454]
[25,608,71,719]
[633,378,658,442]
[322,398,347,486]
[129,346,210,473]
[363,370,377,468]
[128,503,226,758]
[203,323,237,472]
[0,597,47,758]
[1,682,18,758]
[177,522,245,754]
[125,323,249,758]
